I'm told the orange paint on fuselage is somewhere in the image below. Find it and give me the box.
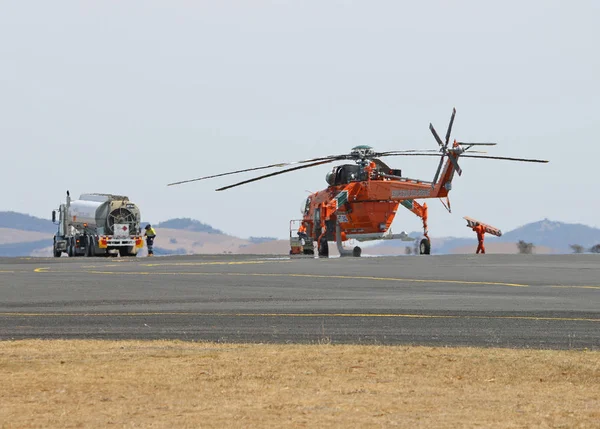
[300,165,446,241]
[308,184,400,235]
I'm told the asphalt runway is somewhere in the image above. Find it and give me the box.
[0,254,599,349]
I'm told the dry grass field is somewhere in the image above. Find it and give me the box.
[1,340,599,428]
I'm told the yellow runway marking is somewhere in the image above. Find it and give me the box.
[0,312,597,322]
[29,267,600,289]
[249,273,528,287]
[0,270,15,273]
[65,270,528,287]
[142,260,290,267]
[551,285,600,290]
[81,263,151,268]
[77,260,289,269]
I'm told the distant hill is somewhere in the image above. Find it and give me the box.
[0,211,55,234]
[154,218,223,234]
[494,219,600,253]
[0,228,53,245]
[369,220,600,254]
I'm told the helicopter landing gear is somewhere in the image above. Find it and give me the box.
[400,200,431,255]
[334,221,361,257]
[419,238,431,255]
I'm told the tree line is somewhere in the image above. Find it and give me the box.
[569,244,600,253]
[404,240,600,254]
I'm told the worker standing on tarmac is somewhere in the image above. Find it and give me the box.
[297,222,308,243]
[144,224,156,256]
[472,222,486,254]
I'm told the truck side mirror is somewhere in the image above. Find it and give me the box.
[52,210,56,223]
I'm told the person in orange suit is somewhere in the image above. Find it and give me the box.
[472,222,486,254]
[297,222,308,244]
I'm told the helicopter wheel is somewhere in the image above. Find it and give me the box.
[352,246,362,257]
[318,238,329,258]
[419,238,431,255]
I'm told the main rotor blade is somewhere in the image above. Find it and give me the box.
[459,154,549,163]
[432,154,445,185]
[377,153,548,163]
[376,151,456,159]
[429,124,444,147]
[376,149,441,156]
[379,149,487,157]
[167,155,340,186]
[444,107,456,147]
[216,159,336,191]
[457,142,497,146]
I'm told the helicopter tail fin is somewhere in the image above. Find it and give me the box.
[431,145,463,197]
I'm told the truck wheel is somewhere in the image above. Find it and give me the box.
[353,246,362,257]
[419,238,431,255]
[72,237,83,257]
[89,237,96,257]
[53,245,61,258]
[85,237,96,257]
[74,239,82,257]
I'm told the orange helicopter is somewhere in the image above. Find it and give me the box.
[168,108,548,257]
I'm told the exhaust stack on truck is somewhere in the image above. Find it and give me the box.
[52,190,144,257]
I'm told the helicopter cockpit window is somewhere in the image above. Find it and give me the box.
[326,165,362,186]
[326,171,335,186]
[338,165,360,185]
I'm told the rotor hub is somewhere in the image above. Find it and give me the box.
[350,145,374,159]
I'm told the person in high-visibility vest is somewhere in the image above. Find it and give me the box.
[144,224,157,256]
[472,222,486,254]
[297,223,308,245]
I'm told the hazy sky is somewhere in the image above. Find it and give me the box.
[1,1,598,239]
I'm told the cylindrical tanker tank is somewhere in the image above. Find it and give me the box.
[68,199,108,229]
[68,194,141,235]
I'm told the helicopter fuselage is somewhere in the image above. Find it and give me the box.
[299,156,456,246]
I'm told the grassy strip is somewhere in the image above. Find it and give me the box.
[1,340,599,428]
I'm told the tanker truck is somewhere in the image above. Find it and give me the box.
[52,191,144,257]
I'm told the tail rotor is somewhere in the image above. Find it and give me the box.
[431,107,462,185]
